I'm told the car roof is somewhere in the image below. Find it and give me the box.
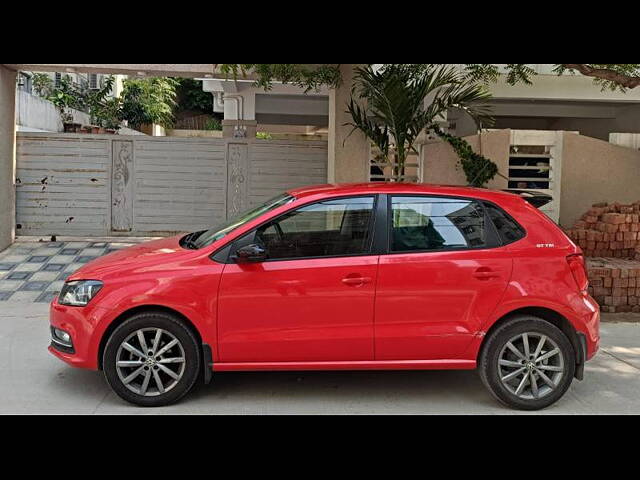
[287,183,522,203]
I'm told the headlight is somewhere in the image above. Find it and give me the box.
[58,280,103,306]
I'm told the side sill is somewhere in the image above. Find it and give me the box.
[213,359,476,372]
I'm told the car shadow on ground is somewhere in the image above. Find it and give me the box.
[41,350,640,414]
[47,364,506,413]
[187,369,501,412]
[194,369,513,413]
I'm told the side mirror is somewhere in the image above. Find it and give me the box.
[234,243,267,262]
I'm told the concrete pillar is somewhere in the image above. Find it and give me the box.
[221,90,257,139]
[328,64,370,183]
[203,80,258,139]
[0,65,16,251]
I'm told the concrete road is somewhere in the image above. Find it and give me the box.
[1,301,639,414]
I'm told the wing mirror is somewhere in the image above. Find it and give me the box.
[234,243,267,262]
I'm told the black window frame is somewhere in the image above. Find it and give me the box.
[212,194,380,264]
[385,194,502,254]
[210,192,528,264]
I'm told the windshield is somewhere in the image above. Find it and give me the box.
[182,193,294,249]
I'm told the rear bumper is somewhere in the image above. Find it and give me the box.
[580,294,600,361]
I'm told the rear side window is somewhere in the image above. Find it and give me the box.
[484,202,525,245]
[390,196,487,252]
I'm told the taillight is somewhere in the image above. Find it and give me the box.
[567,253,588,293]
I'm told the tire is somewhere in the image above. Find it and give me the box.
[103,311,201,407]
[479,315,575,410]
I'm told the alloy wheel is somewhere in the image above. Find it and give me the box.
[497,332,565,400]
[115,328,186,397]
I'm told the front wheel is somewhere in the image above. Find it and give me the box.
[103,311,201,407]
[479,316,575,410]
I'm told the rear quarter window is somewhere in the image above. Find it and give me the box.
[484,202,526,245]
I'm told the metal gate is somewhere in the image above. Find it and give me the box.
[15,133,328,236]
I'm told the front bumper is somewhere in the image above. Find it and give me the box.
[48,298,112,370]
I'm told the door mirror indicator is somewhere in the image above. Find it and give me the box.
[234,244,267,262]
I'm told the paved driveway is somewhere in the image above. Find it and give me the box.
[1,300,639,414]
[0,239,145,303]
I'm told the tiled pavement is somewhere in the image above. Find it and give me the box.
[0,239,144,303]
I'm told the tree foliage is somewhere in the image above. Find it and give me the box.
[552,64,640,91]
[346,64,493,180]
[30,73,180,130]
[216,64,342,92]
[463,64,640,92]
[175,78,213,114]
[217,63,640,92]
[119,77,179,129]
[31,73,116,125]
[433,126,498,187]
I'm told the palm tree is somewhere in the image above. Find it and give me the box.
[346,64,493,180]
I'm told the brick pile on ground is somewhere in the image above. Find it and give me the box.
[586,257,640,313]
[564,201,640,312]
[564,202,640,258]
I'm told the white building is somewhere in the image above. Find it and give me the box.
[201,79,330,138]
[15,71,126,133]
[202,64,640,145]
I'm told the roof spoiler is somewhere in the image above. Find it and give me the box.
[503,189,553,208]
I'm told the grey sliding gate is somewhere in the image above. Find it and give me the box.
[15,133,328,236]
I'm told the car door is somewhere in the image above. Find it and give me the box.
[217,195,379,363]
[374,195,513,361]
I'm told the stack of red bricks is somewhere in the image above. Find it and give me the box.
[564,201,640,312]
[586,258,640,313]
[564,202,640,258]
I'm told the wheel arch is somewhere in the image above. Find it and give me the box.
[478,306,583,376]
[97,304,203,370]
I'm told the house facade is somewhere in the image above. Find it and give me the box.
[201,64,640,146]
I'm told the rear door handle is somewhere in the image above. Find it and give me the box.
[342,276,371,286]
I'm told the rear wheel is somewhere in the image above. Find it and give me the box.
[479,315,575,410]
[103,311,201,407]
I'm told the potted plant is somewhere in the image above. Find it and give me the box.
[85,116,101,134]
[60,110,77,132]
[90,96,122,134]
[102,98,123,134]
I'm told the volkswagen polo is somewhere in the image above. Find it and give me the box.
[49,183,599,409]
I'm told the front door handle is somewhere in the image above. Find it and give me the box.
[342,276,372,286]
[472,267,500,280]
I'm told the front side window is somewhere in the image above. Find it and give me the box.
[390,196,487,252]
[255,196,375,260]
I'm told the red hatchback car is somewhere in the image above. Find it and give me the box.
[49,183,599,409]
